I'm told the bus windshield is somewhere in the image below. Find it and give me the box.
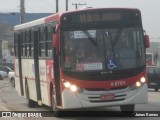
[61,27,145,72]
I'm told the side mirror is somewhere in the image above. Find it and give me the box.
[53,34,59,54]
[144,35,150,48]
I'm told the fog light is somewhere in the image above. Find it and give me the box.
[136,81,141,87]
[70,85,77,92]
[140,77,146,83]
[64,82,71,88]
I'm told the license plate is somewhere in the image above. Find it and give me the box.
[101,94,115,101]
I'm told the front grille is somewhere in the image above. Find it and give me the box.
[88,94,126,103]
[85,88,106,91]
[89,98,125,103]
[84,86,127,91]
[109,87,127,90]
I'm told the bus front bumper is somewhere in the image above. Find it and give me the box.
[61,84,148,109]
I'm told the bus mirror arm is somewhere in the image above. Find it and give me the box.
[53,34,59,54]
[144,35,150,48]
[55,24,60,33]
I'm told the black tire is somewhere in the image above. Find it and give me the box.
[0,75,3,80]
[120,104,135,116]
[25,82,37,108]
[155,88,158,92]
[11,78,15,87]
[50,87,60,117]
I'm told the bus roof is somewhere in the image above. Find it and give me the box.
[14,13,60,31]
[14,7,140,31]
[62,7,140,14]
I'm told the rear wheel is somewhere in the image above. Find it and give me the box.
[120,104,135,115]
[25,82,37,108]
[0,75,3,80]
[155,88,158,92]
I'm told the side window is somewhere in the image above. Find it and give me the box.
[14,33,18,58]
[39,27,45,58]
[24,31,28,58]
[28,30,32,58]
[21,31,24,58]
[15,28,37,59]
[20,30,29,58]
[31,30,34,57]
[46,25,53,58]
[17,33,21,58]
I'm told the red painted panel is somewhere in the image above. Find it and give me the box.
[46,60,54,82]
[61,71,146,90]
[45,14,60,23]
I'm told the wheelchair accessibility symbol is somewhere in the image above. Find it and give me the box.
[107,59,117,69]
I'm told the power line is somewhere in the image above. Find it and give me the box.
[72,2,86,10]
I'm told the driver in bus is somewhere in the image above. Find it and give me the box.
[76,41,96,63]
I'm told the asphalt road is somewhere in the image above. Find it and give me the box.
[0,78,160,120]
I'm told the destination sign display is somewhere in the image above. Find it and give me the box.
[61,9,141,26]
[79,13,123,23]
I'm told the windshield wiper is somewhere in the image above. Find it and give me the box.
[83,30,98,47]
[83,30,101,58]
[113,28,123,47]
[104,30,116,59]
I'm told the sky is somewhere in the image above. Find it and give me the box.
[0,0,160,42]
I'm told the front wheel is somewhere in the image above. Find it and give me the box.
[120,104,135,115]
[50,88,60,117]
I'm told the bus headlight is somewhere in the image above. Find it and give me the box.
[130,76,146,90]
[136,81,142,87]
[140,77,146,83]
[70,85,77,92]
[63,80,78,92]
[63,81,71,88]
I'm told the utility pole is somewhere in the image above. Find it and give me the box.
[66,0,68,11]
[56,0,59,13]
[20,0,25,24]
[72,2,86,10]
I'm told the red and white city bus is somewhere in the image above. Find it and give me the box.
[14,8,149,114]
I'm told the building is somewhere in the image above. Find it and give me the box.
[0,13,52,25]
[0,13,53,62]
